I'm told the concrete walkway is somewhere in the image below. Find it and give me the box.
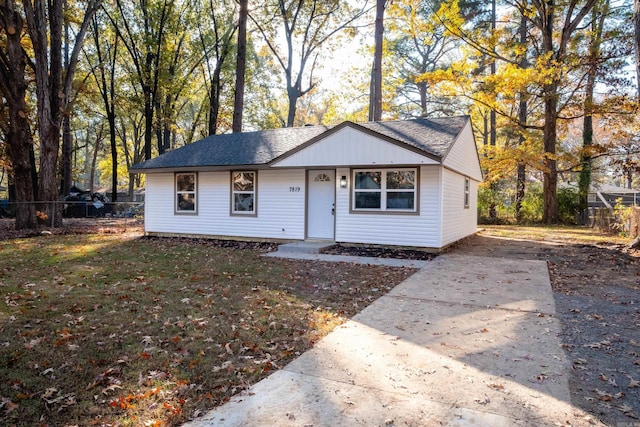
[264,250,430,268]
[184,254,600,427]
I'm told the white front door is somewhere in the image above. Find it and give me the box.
[307,170,335,239]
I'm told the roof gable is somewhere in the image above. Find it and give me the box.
[441,120,483,181]
[270,124,440,168]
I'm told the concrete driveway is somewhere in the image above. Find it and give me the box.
[183,254,600,426]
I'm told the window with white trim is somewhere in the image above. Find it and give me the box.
[232,171,256,214]
[175,173,197,213]
[353,169,417,212]
[464,177,470,209]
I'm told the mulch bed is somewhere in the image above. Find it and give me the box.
[323,243,436,260]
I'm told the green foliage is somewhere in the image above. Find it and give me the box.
[557,187,580,225]
[613,198,634,236]
[518,183,544,224]
[479,182,581,225]
[477,184,501,223]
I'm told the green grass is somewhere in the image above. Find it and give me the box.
[0,234,415,426]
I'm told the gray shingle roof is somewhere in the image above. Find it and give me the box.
[131,116,469,172]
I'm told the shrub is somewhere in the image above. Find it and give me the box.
[557,187,579,225]
[518,183,543,224]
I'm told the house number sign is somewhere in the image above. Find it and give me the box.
[289,186,301,192]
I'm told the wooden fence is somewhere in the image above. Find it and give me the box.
[588,207,640,237]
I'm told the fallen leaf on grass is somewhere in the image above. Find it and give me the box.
[618,404,639,419]
[584,340,611,349]
[24,337,43,349]
[594,389,623,401]
[596,391,612,402]
[2,399,19,415]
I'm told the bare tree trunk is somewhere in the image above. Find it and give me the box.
[488,0,497,220]
[232,0,248,133]
[208,66,223,134]
[286,86,299,127]
[0,0,37,228]
[514,14,528,222]
[418,81,427,116]
[542,90,559,224]
[489,0,496,149]
[23,0,102,227]
[579,4,607,224]
[60,18,72,197]
[90,127,103,194]
[533,0,597,224]
[540,2,558,224]
[369,0,385,122]
[634,0,640,98]
[25,0,65,226]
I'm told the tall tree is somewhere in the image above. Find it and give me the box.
[437,0,598,223]
[578,0,609,223]
[87,12,120,201]
[232,0,249,133]
[634,0,640,97]
[369,0,385,121]
[252,0,370,127]
[198,0,237,135]
[1,0,101,228]
[386,0,463,118]
[25,0,102,225]
[0,0,37,228]
[60,18,72,196]
[514,14,528,221]
[106,0,171,160]
[521,0,598,223]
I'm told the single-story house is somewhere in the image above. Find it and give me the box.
[588,183,639,208]
[130,116,483,251]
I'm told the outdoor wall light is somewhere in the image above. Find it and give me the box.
[340,176,347,188]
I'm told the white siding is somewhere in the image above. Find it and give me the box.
[145,170,305,239]
[442,121,483,182]
[272,127,438,168]
[440,168,478,247]
[334,166,442,248]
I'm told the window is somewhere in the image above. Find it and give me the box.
[353,169,417,212]
[464,177,470,209]
[175,173,197,214]
[232,171,256,215]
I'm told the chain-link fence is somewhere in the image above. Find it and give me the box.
[0,200,144,227]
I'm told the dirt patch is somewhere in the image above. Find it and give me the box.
[449,231,640,425]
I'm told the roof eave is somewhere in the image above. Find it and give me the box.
[129,163,271,174]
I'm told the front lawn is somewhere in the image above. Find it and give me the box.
[0,234,415,426]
